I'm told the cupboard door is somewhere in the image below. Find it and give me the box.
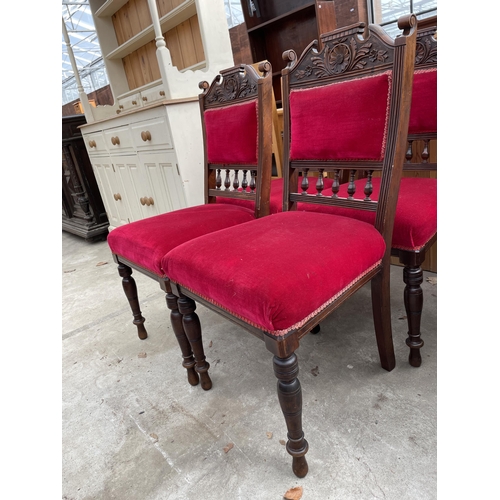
[112,155,150,222]
[138,151,187,215]
[91,157,130,228]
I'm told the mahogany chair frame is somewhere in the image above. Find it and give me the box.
[166,16,418,477]
[111,63,273,389]
[286,24,437,367]
[393,25,437,367]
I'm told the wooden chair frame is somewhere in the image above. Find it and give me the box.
[111,63,273,389]
[393,25,437,367]
[166,16,418,477]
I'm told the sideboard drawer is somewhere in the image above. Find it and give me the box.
[130,115,173,151]
[104,125,135,154]
[84,131,107,155]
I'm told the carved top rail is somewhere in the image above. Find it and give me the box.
[200,62,272,109]
[415,26,437,69]
[284,22,396,89]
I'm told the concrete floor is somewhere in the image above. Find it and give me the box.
[62,230,437,500]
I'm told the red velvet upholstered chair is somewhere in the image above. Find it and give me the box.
[162,16,418,477]
[107,63,273,388]
[301,25,437,367]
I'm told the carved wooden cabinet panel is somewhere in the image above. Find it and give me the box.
[62,115,109,241]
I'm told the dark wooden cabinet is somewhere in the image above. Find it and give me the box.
[238,0,368,104]
[240,1,318,103]
[62,115,109,241]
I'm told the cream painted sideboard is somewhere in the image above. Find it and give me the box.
[80,98,204,230]
[71,0,234,230]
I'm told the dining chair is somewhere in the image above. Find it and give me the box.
[107,62,273,389]
[302,25,437,367]
[220,27,437,358]
[162,15,418,477]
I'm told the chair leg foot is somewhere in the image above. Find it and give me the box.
[118,263,147,340]
[273,353,309,478]
[292,456,309,478]
[403,265,424,368]
[178,295,212,391]
[165,292,199,386]
[371,271,396,372]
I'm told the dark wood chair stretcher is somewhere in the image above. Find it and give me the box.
[163,15,418,477]
[107,62,273,389]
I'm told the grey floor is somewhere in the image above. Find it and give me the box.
[62,230,437,500]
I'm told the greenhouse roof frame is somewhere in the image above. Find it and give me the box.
[61,0,245,105]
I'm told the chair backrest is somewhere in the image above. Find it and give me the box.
[281,15,417,249]
[199,63,273,218]
[405,25,437,171]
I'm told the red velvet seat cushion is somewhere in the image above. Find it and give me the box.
[205,99,258,165]
[302,177,437,251]
[163,211,385,336]
[289,72,391,161]
[217,177,334,214]
[107,204,255,277]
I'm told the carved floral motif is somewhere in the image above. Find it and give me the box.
[415,36,437,66]
[297,37,389,80]
[206,75,257,104]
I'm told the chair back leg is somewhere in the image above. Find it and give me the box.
[399,251,426,367]
[370,265,396,371]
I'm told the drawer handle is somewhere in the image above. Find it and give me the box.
[111,136,120,146]
[142,96,148,102]
[119,105,124,109]
[159,91,165,96]
[89,140,96,148]
[132,100,137,105]
[114,193,122,201]
[141,130,152,142]
[149,197,154,206]
[140,197,145,206]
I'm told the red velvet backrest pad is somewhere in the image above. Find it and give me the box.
[408,68,437,134]
[289,72,391,161]
[205,99,258,165]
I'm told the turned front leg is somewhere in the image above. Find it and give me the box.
[273,353,309,478]
[177,295,212,391]
[117,263,147,340]
[165,292,199,387]
[403,265,424,367]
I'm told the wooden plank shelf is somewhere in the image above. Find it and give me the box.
[106,0,197,59]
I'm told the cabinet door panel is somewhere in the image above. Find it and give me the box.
[139,151,187,215]
[91,157,129,228]
[113,155,150,222]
